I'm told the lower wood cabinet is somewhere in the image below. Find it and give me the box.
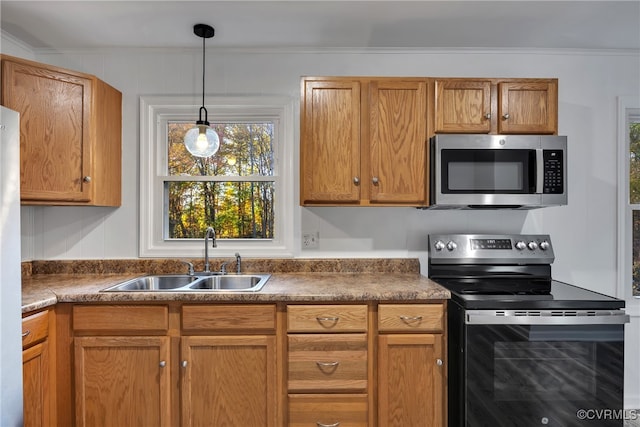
[377,304,445,427]
[69,303,278,427]
[289,394,368,427]
[74,336,171,427]
[61,301,446,427]
[22,309,54,427]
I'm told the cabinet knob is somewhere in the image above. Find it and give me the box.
[83,176,92,183]
[159,360,166,368]
[484,113,491,119]
[436,358,443,366]
[353,177,360,185]
[372,177,379,185]
[181,360,188,368]
[502,113,510,120]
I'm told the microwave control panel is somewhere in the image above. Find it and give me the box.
[543,150,564,194]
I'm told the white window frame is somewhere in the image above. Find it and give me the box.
[616,96,640,299]
[139,95,295,258]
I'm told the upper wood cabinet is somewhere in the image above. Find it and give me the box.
[1,54,122,206]
[434,78,558,135]
[300,77,429,207]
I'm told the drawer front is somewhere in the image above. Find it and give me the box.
[288,394,368,427]
[287,305,367,332]
[22,310,49,349]
[288,334,367,393]
[73,305,169,333]
[378,304,444,332]
[182,304,276,333]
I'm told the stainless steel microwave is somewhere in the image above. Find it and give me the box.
[429,134,567,209]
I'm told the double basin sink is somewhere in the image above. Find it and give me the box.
[101,273,270,293]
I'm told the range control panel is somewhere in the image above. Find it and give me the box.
[429,234,555,264]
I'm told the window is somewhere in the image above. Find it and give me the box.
[618,96,640,297]
[140,96,295,257]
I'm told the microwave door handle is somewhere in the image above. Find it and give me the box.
[536,149,544,194]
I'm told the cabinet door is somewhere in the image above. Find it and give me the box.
[434,79,491,133]
[181,335,277,427]
[301,79,361,204]
[369,80,427,204]
[498,81,558,134]
[23,341,50,427]
[378,334,444,427]
[74,336,171,427]
[1,59,92,202]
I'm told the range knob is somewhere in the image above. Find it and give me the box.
[446,241,457,251]
[515,241,527,250]
[539,241,550,251]
[527,241,538,250]
[434,240,445,251]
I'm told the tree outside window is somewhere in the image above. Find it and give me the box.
[165,122,275,240]
[629,119,640,296]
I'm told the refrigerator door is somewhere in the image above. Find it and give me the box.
[0,106,23,426]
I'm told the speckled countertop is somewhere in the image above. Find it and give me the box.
[21,258,450,313]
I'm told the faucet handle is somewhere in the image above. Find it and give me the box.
[180,260,195,276]
[235,252,242,274]
[219,261,229,274]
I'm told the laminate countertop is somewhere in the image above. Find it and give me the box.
[22,272,450,313]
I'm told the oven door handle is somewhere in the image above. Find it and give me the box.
[466,310,630,325]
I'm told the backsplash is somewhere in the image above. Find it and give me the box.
[22,258,420,276]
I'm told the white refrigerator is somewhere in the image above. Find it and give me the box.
[0,106,23,426]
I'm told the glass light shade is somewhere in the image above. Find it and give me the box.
[184,124,220,157]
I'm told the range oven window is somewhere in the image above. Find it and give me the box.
[441,149,536,193]
[465,324,625,427]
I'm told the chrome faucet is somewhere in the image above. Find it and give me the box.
[203,227,216,273]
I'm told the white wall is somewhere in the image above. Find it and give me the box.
[4,39,639,406]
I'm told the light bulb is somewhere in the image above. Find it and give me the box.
[184,124,220,157]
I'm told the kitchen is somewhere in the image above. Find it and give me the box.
[1,1,639,426]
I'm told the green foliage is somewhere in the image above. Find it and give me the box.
[166,122,275,239]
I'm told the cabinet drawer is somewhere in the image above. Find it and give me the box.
[22,310,49,349]
[182,304,276,333]
[73,305,169,333]
[289,394,368,427]
[288,334,367,393]
[378,304,444,332]
[288,305,367,332]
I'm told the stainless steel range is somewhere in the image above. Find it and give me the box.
[428,234,630,427]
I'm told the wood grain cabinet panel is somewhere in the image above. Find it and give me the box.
[22,309,52,427]
[288,334,368,393]
[74,336,171,427]
[433,77,558,135]
[300,77,429,206]
[287,304,368,332]
[1,54,122,206]
[434,79,492,133]
[300,79,362,204]
[289,394,368,427]
[378,303,444,332]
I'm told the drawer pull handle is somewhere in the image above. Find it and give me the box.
[316,361,340,367]
[400,315,423,322]
[22,330,30,338]
[317,422,340,427]
[316,316,339,323]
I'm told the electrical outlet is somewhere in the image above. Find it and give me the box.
[302,231,319,249]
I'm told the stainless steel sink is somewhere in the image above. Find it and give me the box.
[187,274,270,292]
[101,274,270,292]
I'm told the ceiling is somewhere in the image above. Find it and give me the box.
[1,1,639,51]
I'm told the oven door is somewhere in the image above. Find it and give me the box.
[457,309,627,427]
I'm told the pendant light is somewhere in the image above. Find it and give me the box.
[184,23,220,157]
